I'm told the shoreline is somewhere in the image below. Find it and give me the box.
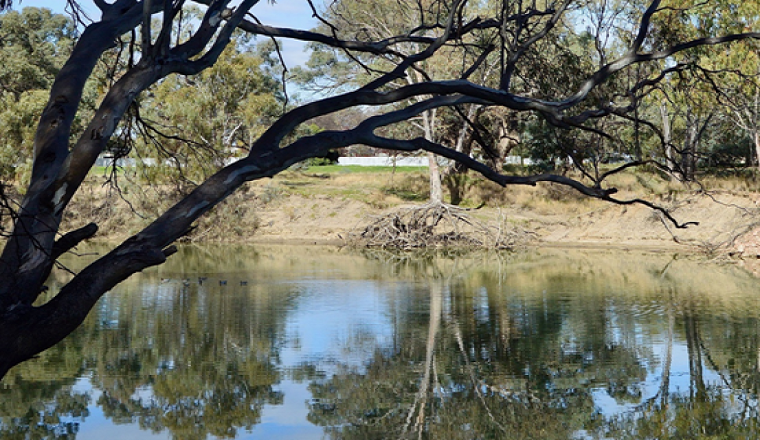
[87,234,698,253]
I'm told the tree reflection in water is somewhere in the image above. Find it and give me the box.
[2,245,760,439]
[2,245,290,439]
[307,251,603,439]
[305,249,760,440]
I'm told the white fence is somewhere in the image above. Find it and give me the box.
[97,155,532,168]
[338,156,430,167]
[95,157,156,167]
[338,156,532,167]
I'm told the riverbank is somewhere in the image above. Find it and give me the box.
[247,189,759,251]
[63,167,760,254]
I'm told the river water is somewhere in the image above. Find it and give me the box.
[2,245,760,439]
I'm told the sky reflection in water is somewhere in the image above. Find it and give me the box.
[3,245,760,439]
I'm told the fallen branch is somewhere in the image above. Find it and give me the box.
[346,201,534,249]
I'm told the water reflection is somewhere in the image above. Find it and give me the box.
[2,245,760,439]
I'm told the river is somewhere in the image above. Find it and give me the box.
[2,245,760,439]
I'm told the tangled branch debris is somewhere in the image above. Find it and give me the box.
[346,202,534,249]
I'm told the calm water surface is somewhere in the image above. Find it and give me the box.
[3,245,760,439]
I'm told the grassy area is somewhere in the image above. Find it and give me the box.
[89,165,128,176]
[85,161,760,212]
[251,167,432,208]
[90,166,113,175]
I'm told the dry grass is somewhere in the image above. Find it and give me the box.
[39,165,760,249]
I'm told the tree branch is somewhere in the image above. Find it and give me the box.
[52,223,99,260]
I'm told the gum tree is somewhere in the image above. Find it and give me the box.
[0,0,758,378]
[0,7,78,182]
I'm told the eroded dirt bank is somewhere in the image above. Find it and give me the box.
[63,171,760,256]
[247,190,760,251]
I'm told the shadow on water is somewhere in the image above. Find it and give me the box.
[3,245,760,439]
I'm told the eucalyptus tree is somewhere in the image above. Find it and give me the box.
[0,0,758,379]
[651,73,717,180]
[0,7,77,182]
[645,0,760,178]
[697,2,760,170]
[299,0,575,203]
[137,41,283,183]
[298,0,478,202]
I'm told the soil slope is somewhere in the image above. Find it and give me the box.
[250,190,760,252]
[65,170,760,254]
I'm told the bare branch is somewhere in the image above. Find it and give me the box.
[170,0,260,75]
[52,223,99,260]
[500,0,572,89]
[141,0,152,54]
[565,32,760,109]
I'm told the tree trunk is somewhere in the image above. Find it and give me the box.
[428,152,443,203]
[682,121,697,181]
[444,172,466,205]
[423,109,443,203]
[660,103,677,180]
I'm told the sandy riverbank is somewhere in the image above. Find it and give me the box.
[246,189,760,254]
[63,169,760,256]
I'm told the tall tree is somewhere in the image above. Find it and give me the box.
[648,0,760,176]
[0,0,758,379]
[0,7,77,181]
[299,0,585,203]
[135,40,283,181]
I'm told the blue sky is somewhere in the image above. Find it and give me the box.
[17,0,318,67]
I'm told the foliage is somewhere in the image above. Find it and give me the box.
[0,7,76,182]
[137,42,283,182]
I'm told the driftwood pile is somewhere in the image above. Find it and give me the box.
[347,202,532,249]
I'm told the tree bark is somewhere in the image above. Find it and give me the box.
[660,102,677,180]
[423,109,443,203]
[0,7,149,312]
[0,240,176,378]
[428,152,444,203]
